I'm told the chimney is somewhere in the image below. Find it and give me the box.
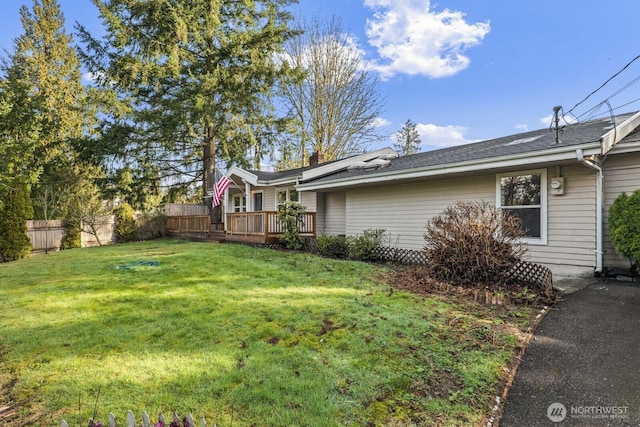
[309,151,324,166]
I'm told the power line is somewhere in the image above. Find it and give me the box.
[565,53,640,117]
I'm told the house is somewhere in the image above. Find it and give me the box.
[221,111,640,279]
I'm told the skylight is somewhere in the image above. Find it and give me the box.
[505,135,544,146]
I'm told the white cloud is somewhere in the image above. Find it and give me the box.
[515,123,529,132]
[82,71,113,86]
[415,123,475,148]
[81,71,98,84]
[363,0,490,79]
[540,114,578,127]
[371,117,392,128]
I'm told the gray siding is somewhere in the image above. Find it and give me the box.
[530,164,596,278]
[300,191,317,212]
[322,192,346,235]
[337,166,600,278]
[345,175,495,250]
[603,152,640,269]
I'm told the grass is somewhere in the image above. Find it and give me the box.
[0,239,539,426]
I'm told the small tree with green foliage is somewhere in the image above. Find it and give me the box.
[114,202,136,242]
[60,218,81,250]
[608,190,640,273]
[0,178,33,261]
[277,202,306,250]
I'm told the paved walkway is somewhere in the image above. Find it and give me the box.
[500,279,640,426]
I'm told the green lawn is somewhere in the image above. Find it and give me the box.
[0,239,538,426]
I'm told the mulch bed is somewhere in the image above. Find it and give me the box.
[384,266,560,307]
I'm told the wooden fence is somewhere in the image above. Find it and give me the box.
[165,203,210,217]
[166,215,211,233]
[26,216,117,254]
[61,410,209,427]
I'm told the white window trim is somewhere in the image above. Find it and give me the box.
[233,194,247,213]
[275,187,298,209]
[496,169,547,245]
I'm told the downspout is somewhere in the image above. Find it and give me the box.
[576,148,604,273]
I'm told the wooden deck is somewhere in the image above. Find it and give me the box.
[166,211,316,244]
[225,211,316,244]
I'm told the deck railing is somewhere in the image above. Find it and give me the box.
[226,211,316,239]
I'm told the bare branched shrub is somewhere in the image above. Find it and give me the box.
[423,201,526,287]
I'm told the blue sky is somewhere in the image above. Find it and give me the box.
[2,0,640,153]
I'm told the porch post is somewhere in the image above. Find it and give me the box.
[245,181,252,211]
[223,188,229,229]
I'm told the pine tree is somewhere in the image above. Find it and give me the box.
[394,119,421,156]
[77,0,300,211]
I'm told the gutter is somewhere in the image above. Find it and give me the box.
[576,148,603,273]
[297,142,602,191]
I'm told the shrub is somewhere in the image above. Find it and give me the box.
[316,234,350,259]
[423,200,526,287]
[0,178,33,261]
[60,219,81,249]
[608,190,640,273]
[114,202,136,242]
[348,228,386,261]
[135,212,167,240]
[277,202,306,250]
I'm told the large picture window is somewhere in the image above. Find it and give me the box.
[497,170,546,244]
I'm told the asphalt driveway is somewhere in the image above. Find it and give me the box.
[500,279,640,426]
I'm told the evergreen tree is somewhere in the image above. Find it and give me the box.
[0,178,34,261]
[77,0,300,211]
[1,0,98,221]
[394,119,421,156]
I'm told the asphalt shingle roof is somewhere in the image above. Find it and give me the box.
[300,112,637,185]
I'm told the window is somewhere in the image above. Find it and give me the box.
[276,188,299,209]
[233,195,246,212]
[497,170,546,244]
[253,192,263,211]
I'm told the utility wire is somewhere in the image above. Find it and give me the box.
[565,53,640,117]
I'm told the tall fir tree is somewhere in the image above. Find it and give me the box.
[77,0,300,212]
[394,119,421,156]
[1,0,98,220]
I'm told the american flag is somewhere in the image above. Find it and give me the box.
[212,175,232,208]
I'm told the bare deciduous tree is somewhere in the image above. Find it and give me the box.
[278,17,385,167]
